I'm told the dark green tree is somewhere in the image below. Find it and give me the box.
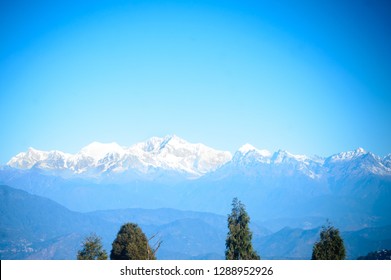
[312,223,346,260]
[77,234,108,260]
[225,198,260,260]
[110,223,157,260]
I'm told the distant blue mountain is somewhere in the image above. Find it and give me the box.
[1,185,390,260]
[0,185,113,259]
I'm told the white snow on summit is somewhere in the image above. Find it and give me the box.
[329,147,367,162]
[238,144,257,154]
[238,144,272,157]
[6,139,390,179]
[7,136,232,178]
[272,150,309,164]
[7,148,72,170]
[125,135,232,175]
[80,142,126,160]
[383,154,391,169]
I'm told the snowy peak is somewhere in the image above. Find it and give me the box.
[356,147,366,154]
[238,144,257,154]
[271,150,311,164]
[233,144,272,166]
[7,148,71,170]
[238,144,272,157]
[329,147,368,162]
[383,154,391,169]
[159,135,188,149]
[324,148,391,176]
[80,141,125,160]
[132,135,192,154]
[127,135,232,175]
[234,145,310,165]
[133,135,175,153]
[272,150,292,163]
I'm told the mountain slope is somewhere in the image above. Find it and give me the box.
[0,185,114,259]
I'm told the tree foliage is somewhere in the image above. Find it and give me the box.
[312,223,346,260]
[225,197,260,260]
[77,234,108,260]
[110,223,157,260]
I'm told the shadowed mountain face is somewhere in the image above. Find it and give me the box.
[1,185,390,260]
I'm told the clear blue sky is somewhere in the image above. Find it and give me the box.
[1,0,390,163]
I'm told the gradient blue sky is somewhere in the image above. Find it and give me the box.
[1,0,390,163]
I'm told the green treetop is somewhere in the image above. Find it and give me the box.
[312,223,346,260]
[77,234,108,260]
[225,197,260,260]
[110,222,157,260]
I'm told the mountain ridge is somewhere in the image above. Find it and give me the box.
[6,135,232,179]
[5,136,391,180]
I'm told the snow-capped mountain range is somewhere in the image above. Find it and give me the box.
[7,135,232,178]
[5,135,391,179]
[2,135,391,231]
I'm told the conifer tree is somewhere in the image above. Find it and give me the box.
[110,223,157,260]
[77,234,108,260]
[312,223,346,260]
[225,198,260,260]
